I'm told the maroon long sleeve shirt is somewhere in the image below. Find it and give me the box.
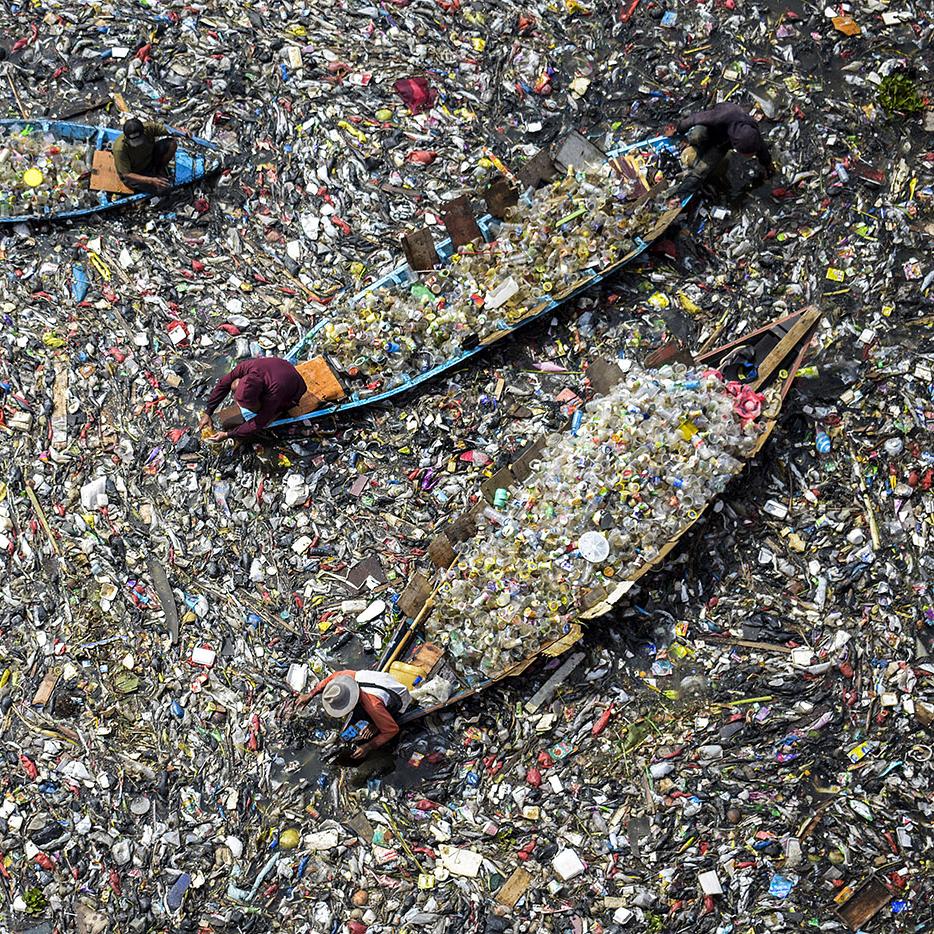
[205,357,306,438]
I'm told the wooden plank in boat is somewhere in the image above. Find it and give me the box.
[442,195,482,247]
[398,571,432,619]
[481,466,515,504]
[409,642,444,675]
[484,177,520,215]
[89,150,134,195]
[586,357,625,395]
[553,131,605,173]
[517,149,556,189]
[427,533,457,569]
[510,435,547,483]
[288,357,346,415]
[609,154,637,180]
[445,512,478,544]
[401,227,438,272]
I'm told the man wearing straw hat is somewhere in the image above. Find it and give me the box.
[299,669,412,761]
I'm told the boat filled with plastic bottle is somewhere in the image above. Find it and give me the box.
[312,162,666,389]
[376,306,822,719]
[0,126,94,217]
[271,137,687,427]
[426,363,765,676]
[0,119,221,223]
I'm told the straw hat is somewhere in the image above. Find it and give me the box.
[321,675,359,719]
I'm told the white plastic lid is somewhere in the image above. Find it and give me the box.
[578,531,610,563]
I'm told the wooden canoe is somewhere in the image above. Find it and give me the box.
[374,305,822,724]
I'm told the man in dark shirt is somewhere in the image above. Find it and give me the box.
[671,102,773,195]
[200,357,308,441]
[112,118,189,193]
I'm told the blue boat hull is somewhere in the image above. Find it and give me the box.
[0,118,220,224]
[271,135,691,428]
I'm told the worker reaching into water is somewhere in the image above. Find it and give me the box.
[668,102,774,196]
[298,669,412,761]
[200,356,309,442]
[112,118,190,193]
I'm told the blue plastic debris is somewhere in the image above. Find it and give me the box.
[167,872,192,912]
[71,264,89,302]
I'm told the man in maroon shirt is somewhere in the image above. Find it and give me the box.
[200,357,307,441]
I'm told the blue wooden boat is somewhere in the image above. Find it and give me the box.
[0,118,221,224]
[268,134,691,429]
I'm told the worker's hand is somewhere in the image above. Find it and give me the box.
[357,725,376,742]
[150,176,171,192]
[198,413,212,431]
[663,122,678,137]
[350,745,368,761]
[207,430,229,443]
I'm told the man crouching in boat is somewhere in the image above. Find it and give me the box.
[299,670,412,761]
[199,356,311,442]
[112,118,190,193]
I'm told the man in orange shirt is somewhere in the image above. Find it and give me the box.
[302,669,412,761]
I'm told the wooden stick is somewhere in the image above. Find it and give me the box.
[847,441,882,549]
[382,596,435,670]
[7,75,27,119]
[25,485,59,556]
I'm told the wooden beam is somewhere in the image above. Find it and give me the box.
[441,195,482,247]
[401,228,438,272]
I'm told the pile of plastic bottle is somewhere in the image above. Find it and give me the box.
[429,365,765,678]
[314,163,663,388]
[0,129,92,216]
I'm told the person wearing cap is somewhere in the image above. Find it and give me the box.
[112,118,190,193]
[301,669,412,761]
[200,356,308,441]
[669,102,774,196]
